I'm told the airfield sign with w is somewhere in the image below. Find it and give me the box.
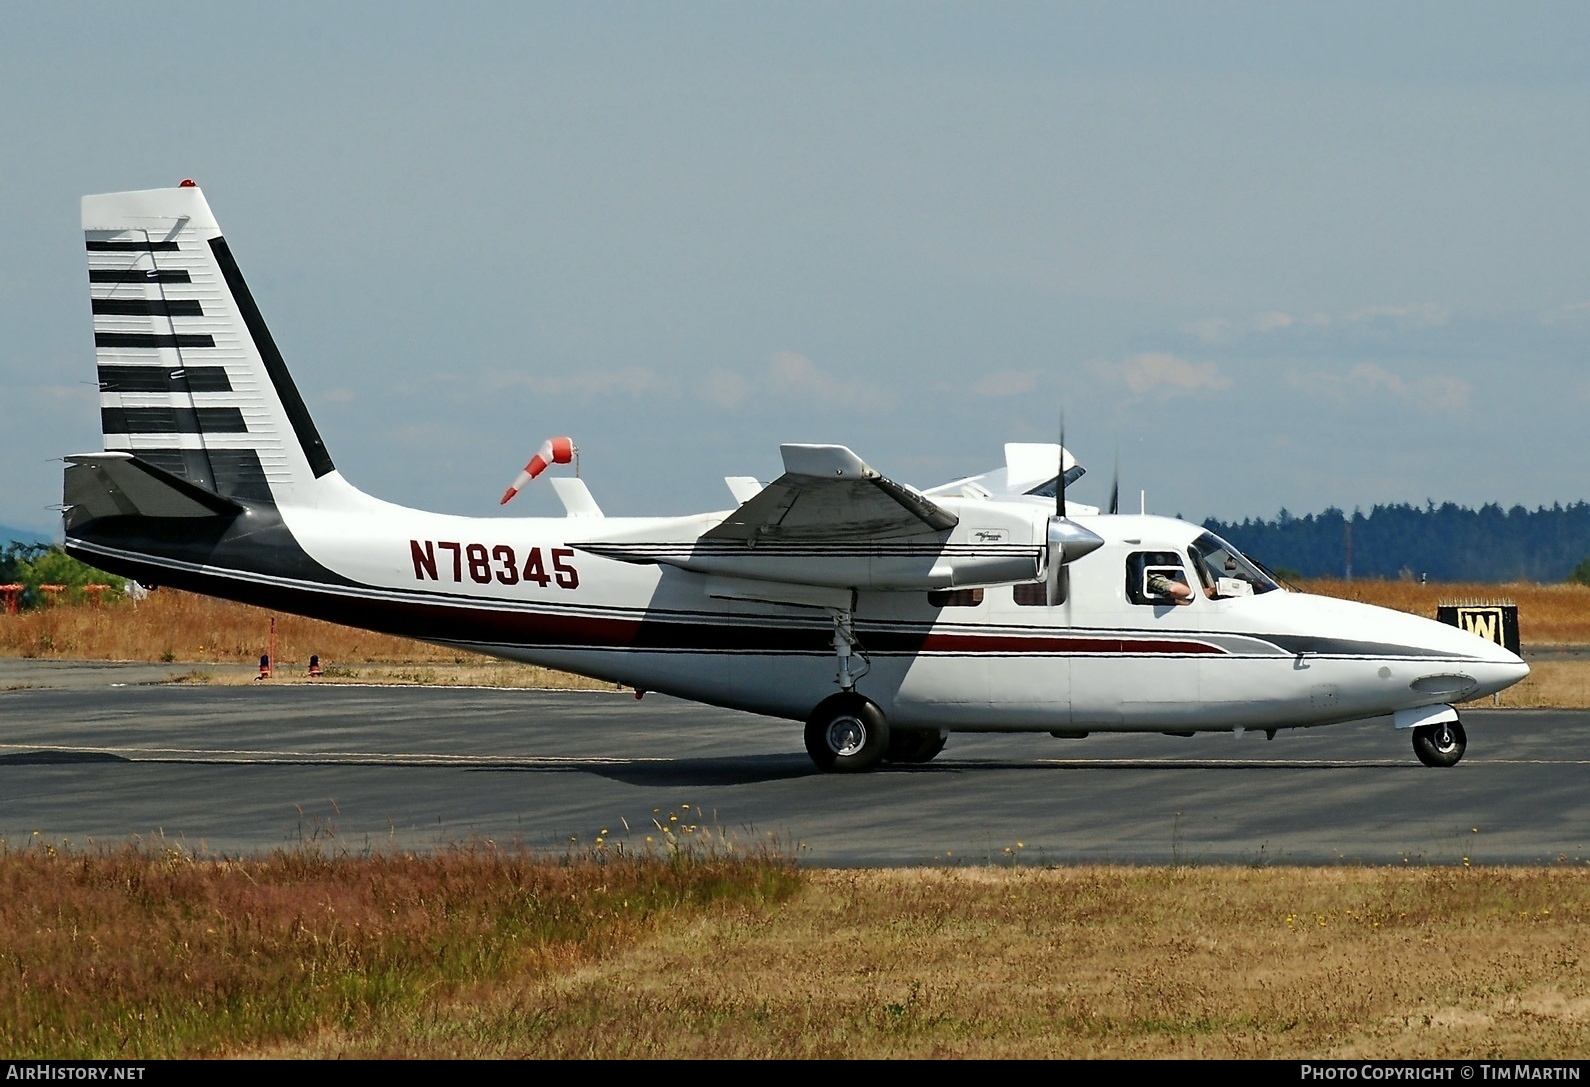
[1436,603,1521,655]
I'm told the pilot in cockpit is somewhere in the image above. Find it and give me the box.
[1186,531,1280,600]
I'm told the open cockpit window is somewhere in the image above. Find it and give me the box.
[1187,531,1279,598]
[1127,551,1193,606]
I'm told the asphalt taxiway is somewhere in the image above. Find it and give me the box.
[2,661,1587,865]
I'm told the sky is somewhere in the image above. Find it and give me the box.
[3,2,1589,534]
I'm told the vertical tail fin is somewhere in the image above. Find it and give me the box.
[83,184,333,506]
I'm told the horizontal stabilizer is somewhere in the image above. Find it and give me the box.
[64,451,243,530]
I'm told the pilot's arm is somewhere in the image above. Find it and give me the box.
[1147,572,1194,604]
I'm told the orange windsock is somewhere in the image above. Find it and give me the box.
[500,436,576,504]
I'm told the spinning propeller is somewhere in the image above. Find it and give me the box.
[1043,417,1105,605]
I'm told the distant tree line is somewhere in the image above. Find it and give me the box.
[0,541,125,608]
[1204,502,1590,584]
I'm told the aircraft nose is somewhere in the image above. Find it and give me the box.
[1400,609,1529,697]
[1465,638,1529,696]
[1472,625,1528,668]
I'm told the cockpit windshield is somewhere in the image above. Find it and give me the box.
[1186,531,1280,598]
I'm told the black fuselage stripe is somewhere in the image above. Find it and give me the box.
[98,365,233,393]
[92,299,204,317]
[95,333,216,349]
[100,406,248,434]
[87,240,180,252]
[89,270,191,283]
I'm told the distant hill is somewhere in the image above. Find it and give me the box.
[1205,502,1590,583]
[0,523,51,547]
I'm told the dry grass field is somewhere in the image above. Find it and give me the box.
[3,846,1585,1059]
[5,589,1588,1058]
[1297,579,1590,646]
[0,588,607,688]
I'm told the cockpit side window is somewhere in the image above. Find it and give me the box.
[1186,532,1279,598]
[1127,551,1193,606]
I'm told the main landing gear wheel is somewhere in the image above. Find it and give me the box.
[805,693,890,773]
[1412,718,1467,768]
[885,729,948,764]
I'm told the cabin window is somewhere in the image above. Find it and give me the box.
[1126,551,1193,606]
[928,587,984,608]
[1013,578,1062,606]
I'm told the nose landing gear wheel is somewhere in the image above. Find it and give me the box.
[805,693,890,773]
[1412,718,1467,767]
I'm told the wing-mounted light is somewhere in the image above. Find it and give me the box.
[500,436,576,505]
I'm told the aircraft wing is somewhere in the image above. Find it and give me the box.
[703,444,957,544]
[576,445,1042,594]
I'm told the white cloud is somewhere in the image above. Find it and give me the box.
[971,369,1038,397]
[1342,303,1450,329]
[1183,311,1321,344]
[1115,352,1230,397]
[1538,301,1590,325]
[1183,304,1446,343]
[1289,362,1470,413]
[767,350,890,411]
[1182,317,1237,345]
[488,367,663,400]
[1253,311,1296,332]
[701,369,750,410]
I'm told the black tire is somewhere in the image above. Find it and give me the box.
[1412,718,1467,768]
[885,729,948,764]
[805,693,890,773]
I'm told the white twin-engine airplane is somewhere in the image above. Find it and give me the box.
[63,184,1529,772]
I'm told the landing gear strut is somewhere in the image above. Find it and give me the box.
[1412,717,1467,768]
[829,608,868,692]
